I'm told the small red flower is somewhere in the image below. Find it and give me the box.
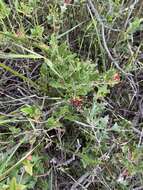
[113,73,120,82]
[16,30,24,37]
[64,0,72,4]
[26,155,32,161]
[122,169,129,177]
[70,97,83,108]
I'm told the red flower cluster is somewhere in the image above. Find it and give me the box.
[113,73,120,82]
[70,97,83,108]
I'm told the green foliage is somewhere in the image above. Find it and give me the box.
[22,160,33,176]
[17,1,37,17]
[81,148,99,168]
[0,0,10,19]
[30,25,44,38]
[127,17,143,35]
[0,0,142,189]
[39,36,97,96]
[46,117,61,129]
[6,177,26,190]
[20,105,41,119]
[39,36,118,98]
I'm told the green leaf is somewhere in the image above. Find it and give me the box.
[9,177,26,190]
[46,117,61,129]
[81,150,98,168]
[9,127,21,134]
[97,85,110,98]
[20,105,41,118]
[23,160,33,176]
[31,25,44,38]
[21,106,34,116]
[111,123,121,132]
[127,17,142,34]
